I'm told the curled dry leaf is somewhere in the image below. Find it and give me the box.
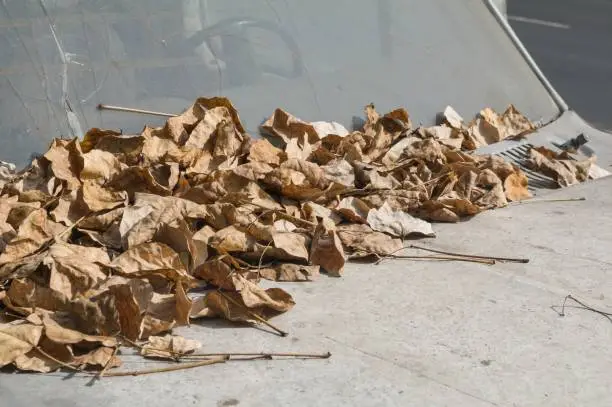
[141,334,201,360]
[504,171,532,201]
[206,278,295,323]
[336,224,403,257]
[526,147,592,187]
[367,202,435,238]
[310,220,345,276]
[258,263,320,282]
[335,197,370,223]
[0,322,43,367]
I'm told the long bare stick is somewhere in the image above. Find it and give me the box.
[512,197,586,205]
[103,357,226,377]
[97,104,176,118]
[409,244,529,263]
[375,254,494,265]
[97,346,120,378]
[35,347,92,375]
[217,290,288,337]
[183,352,331,359]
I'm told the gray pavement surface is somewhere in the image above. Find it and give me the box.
[508,0,612,131]
[2,177,612,407]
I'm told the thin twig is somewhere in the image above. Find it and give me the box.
[103,357,227,377]
[97,104,176,118]
[183,351,331,359]
[249,203,316,227]
[512,197,586,205]
[560,294,612,322]
[375,254,494,265]
[409,244,529,263]
[35,347,92,375]
[258,241,273,270]
[216,290,288,337]
[372,247,494,265]
[97,346,120,379]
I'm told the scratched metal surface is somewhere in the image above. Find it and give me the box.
[0,0,558,167]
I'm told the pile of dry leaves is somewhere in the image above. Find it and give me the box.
[0,97,598,374]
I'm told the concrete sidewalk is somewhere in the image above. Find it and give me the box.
[2,178,611,407]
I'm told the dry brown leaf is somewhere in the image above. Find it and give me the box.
[367,202,435,238]
[261,108,320,145]
[194,256,237,290]
[321,159,355,186]
[0,322,43,366]
[154,219,201,272]
[111,242,190,283]
[504,171,532,201]
[42,315,117,347]
[206,276,295,322]
[259,263,320,282]
[81,149,123,183]
[474,169,508,208]
[189,295,217,319]
[81,180,127,212]
[13,337,71,373]
[119,193,205,248]
[141,334,201,359]
[232,162,274,181]
[335,197,370,224]
[311,121,349,139]
[500,105,535,139]
[0,209,66,265]
[50,191,89,226]
[270,232,310,262]
[210,226,257,253]
[423,126,463,150]
[108,279,153,340]
[302,201,342,225]
[336,224,403,257]
[45,243,110,299]
[310,219,345,276]
[526,147,591,187]
[175,282,192,326]
[42,138,83,191]
[442,106,464,129]
[72,346,122,369]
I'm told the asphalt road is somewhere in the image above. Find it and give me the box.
[508,0,612,131]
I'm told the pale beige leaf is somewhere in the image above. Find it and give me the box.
[111,242,189,282]
[443,106,464,129]
[81,180,127,212]
[249,139,284,166]
[43,138,83,191]
[72,346,122,369]
[367,202,435,238]
[504,171,532,202]
[311,121,349,139]
[141,334,201,359]
[259,263,319,282]
[0,209,66,265]
[336,197,370,223]
[336,224,403,257]
[310,220,345,276]
[81,149,123,182]
[42,315,117,347]
[0,322,43,366]
[321,159,355,186]
[261,108,319,144]
[45,243,110,299]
